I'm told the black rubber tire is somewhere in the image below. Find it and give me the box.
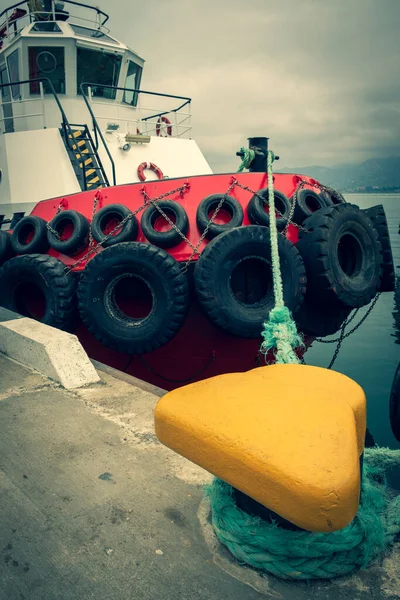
[389,361,400,442]
[320,189,344,206]
[194,225,307,338]
[0,230,13,266]
[141,200,189,248]
[10,216,49,254]
[294,295,352,337]
[47,210,90,256]
[0,254,77,331]
[77,242,189,355]
[196,194,244,240]
[92,204,138,248]
[296,203,382,308]
[363,205,395,293]
[292,189,330,225]
[247,189,291,232]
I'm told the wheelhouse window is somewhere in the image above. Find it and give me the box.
[123,61,142,106]
[70,24,116,43]
[77,48,122,99]
[6,49,20,99]
[0,65,14,133]
[28,46,65,94]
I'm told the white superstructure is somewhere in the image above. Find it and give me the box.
[0,1,212,227]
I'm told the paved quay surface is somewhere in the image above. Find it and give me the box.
[0,353,398,600]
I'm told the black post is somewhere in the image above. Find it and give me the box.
[248,137,269,172]
[236,136,279,171]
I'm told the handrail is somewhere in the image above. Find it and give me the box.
[82,122,109,187]
[0,1,109,28]
[0,76,88,189]
[79,83,192,187]
[80,81,191,125]
[80,83,191,105]
[80,83,116,186]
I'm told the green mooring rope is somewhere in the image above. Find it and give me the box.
[208,448,400,580]
[259,150,302,363]
[237,147,256,172]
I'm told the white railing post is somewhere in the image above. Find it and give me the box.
[39,81,46,129]
[173,111,178,138]
[52,0,56,21]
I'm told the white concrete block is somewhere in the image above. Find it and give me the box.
[0,316,100,389]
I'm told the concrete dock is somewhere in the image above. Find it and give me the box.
[0,344,399,598]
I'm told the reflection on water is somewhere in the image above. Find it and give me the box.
[303,194,400,454]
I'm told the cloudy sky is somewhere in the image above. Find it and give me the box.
[112,0,400,171]
[2,0,400,170]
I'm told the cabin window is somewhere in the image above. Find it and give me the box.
[28,47,65,94]
[70,24,115,44]
[6,50,20,99]
[0,65,14,133]
[123,61,142,106]
[77,48,122,99]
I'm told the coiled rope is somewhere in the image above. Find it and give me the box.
[208,448,400,580]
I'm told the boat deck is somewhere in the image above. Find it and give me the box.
[0,354,398,600]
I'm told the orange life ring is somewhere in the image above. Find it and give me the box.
[156,116,172,137]
[137,162,164,182]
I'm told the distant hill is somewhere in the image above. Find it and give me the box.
[278,156,400,192]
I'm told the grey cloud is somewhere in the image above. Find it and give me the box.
[0,0,398,170]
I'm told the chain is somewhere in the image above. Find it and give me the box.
[326,319,348,369]
[87,191,101,252]
[63,198,149,273]
[283,187,298,236]
[233,178,310,235]
[301,293,381,369]
[181,180,238,272]
[46,198,68,240]
[63,183,190,273]
[140,183,199,265]
[293,178,346,206]
[316,293,381,344]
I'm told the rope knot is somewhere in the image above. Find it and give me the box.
[237,147,256,172]
[260,306,303,364]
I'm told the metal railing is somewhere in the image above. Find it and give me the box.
[0,79,47,128]
[81,83,192,139]
[0,76,90,188]
[80,83,192,188]
[0,1,110,47]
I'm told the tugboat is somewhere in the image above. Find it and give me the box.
[0,1,395,389]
